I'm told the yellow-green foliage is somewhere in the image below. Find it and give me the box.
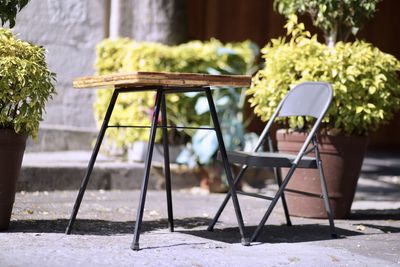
[248,16,400,136]
[0,28,55,138]
[95,38,256,148]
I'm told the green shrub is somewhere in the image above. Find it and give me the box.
[95,38,257,149]
[0,28,56,138]
[248,16,400,136]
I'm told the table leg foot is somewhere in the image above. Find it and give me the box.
[241,238,251,246]
[131,243,140,251]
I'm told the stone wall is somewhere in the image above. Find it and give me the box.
[13,0,104,130]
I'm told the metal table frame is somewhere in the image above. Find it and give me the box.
[65,85,248,250]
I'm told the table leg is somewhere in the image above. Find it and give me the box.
[161,93,174,232]
[66,90,119,234]
[131,89,163,251]
[204,87,249,246]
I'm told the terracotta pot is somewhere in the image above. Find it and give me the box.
[276,130,368,219]
[0,129,27,230]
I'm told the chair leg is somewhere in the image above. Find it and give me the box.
[250,164,297,242]
[131,89,163,251]
[273,167,292,226]
[267,135,291,226]
[207,166,248,231]
[65,90,119,235]
[205,87,249,246]
[317,159,337,238]
[161,93,174,232]
[313,138,337,238]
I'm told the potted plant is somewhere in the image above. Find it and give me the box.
[0,2,56,230]
[248,8,400,218]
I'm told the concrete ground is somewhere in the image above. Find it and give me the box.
[0,151,399,266]
[1,174,400,266]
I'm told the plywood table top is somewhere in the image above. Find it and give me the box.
[73,71,251,89]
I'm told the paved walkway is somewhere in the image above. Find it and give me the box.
[0,151,399,266]
[1,174,400,266]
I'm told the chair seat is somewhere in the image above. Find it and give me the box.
[221,151,317,168]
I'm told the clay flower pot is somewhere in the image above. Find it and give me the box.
[0,129,27,230]
[276,130,368,219]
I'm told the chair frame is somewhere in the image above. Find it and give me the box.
[208,82,337,243]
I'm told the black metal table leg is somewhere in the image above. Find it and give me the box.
[161,92,174,232]
[204,87,249,246]
[131,89,163,251]
[66,90,119,234]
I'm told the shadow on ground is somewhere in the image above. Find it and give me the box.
[179,224,362,244]
[350,208,400,221]
[5,217,378,245]
[361,151,400,177]
[7,217,210,235]
[7,212,400,245]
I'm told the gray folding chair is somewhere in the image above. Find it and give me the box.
[208,81,337,243]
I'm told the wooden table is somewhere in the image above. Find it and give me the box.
[65,71,251,250]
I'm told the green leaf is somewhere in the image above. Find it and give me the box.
[369,86,377,94]
[0,28,55,138]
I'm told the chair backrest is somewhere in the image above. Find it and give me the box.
[278,82,333,118]
[252,82,333,158]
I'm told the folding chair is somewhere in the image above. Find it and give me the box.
[207,81,337,243]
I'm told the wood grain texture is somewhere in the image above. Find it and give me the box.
[73,71,251,89]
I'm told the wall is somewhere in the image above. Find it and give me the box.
[359,1,400,149]
[12,0,104,131]
[11,0,187,151]
[12,0,186,133]
[109,0,186,44]
[187,0,285,48]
